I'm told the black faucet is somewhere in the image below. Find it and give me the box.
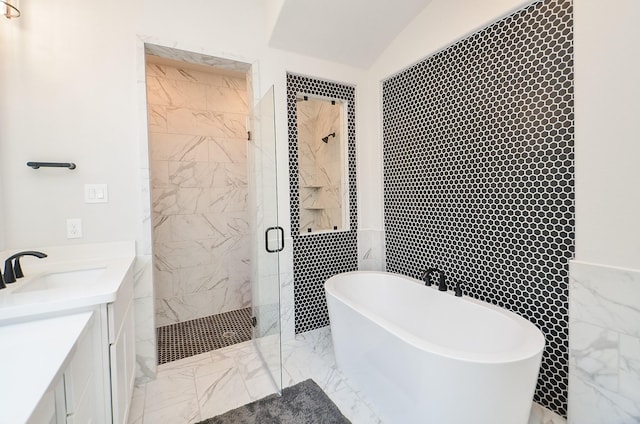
[454,281,463,297]
[1,251,48,286]
[421,268,447,292]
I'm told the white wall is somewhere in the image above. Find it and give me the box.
[0,0,368,250]
[0,0,539,271]
[574,0,640,270]
[568,2,640,422]
[0,0,142,248]
[0,0,367,381]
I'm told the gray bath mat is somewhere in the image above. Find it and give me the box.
[196,379,351,424]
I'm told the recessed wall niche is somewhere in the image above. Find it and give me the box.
[287,73,358,334]
[296,94,349,235]
[382,0,573,417]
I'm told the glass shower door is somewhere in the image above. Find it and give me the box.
[249,85,282,394]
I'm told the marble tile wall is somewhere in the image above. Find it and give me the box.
[357,229,385,271]
[568,260,640,423]
[135,41,158,383]
[146,59,251,327]
[133,254,157,383]
[296,98,344,233]
[529,403,567,424]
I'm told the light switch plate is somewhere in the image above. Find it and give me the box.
[85,184,108,203]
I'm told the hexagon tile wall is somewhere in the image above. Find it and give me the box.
[287,73,359,334]
[382,0,573,417]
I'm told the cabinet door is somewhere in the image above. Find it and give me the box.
[64,311,104,424]
[109,298,135,424]
[27,384,60,424]
[65,393,93,424]
[64,321,94,418]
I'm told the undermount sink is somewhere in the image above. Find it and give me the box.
[13,267,106,294]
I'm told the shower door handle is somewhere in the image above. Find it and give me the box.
[265,226,285,253]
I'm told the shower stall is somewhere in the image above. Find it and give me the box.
[143,46,282,392]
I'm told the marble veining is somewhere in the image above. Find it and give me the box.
[206,86,248,114]
[149,133,209,162]
[569,260,640,423]
[145,44,251,75]
[146,58,250,327]
[147,104,167,132]
[130,326,565,424]
[570,262,640,338]
[129,327,382,424]
[146,76,207,110]
[528,402,567,424]
[209,137,247,163]
[357,229,385,271]
[619,334,640,398]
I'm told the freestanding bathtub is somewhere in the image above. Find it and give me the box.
[325,271,545,424]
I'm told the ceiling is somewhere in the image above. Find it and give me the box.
[268,0,433,69]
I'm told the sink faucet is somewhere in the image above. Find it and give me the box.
[2,251,48,286]
[421,267,447,292]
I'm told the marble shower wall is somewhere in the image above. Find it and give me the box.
[568,261,640,423]
[296,98,344,233]
[145,59,251,327]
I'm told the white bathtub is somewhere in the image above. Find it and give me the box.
[325,271,545,424]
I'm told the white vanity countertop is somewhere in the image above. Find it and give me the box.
[0,311,93,423]
[0,241,135,322]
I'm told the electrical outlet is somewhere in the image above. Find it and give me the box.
[66,218,82,239]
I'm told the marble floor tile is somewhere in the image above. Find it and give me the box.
[196,368,252,419]
[193,350,237,378]
[131,327,383,424]
[330,385,384,424]
[132,326,564,424]
[128,385,145,424]
[144,369,197,412]
[157,351,213,376]
[144,398,201,424]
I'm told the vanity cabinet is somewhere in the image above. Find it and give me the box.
[105,269,136,424]
[24,268,135,424]
[26,311,102,424]
[0,242,137,423]
[27,380,61,424]
[61,311,101,424]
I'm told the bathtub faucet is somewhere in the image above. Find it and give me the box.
[421,268,447,292]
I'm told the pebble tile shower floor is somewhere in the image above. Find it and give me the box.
[156,307,253,365]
